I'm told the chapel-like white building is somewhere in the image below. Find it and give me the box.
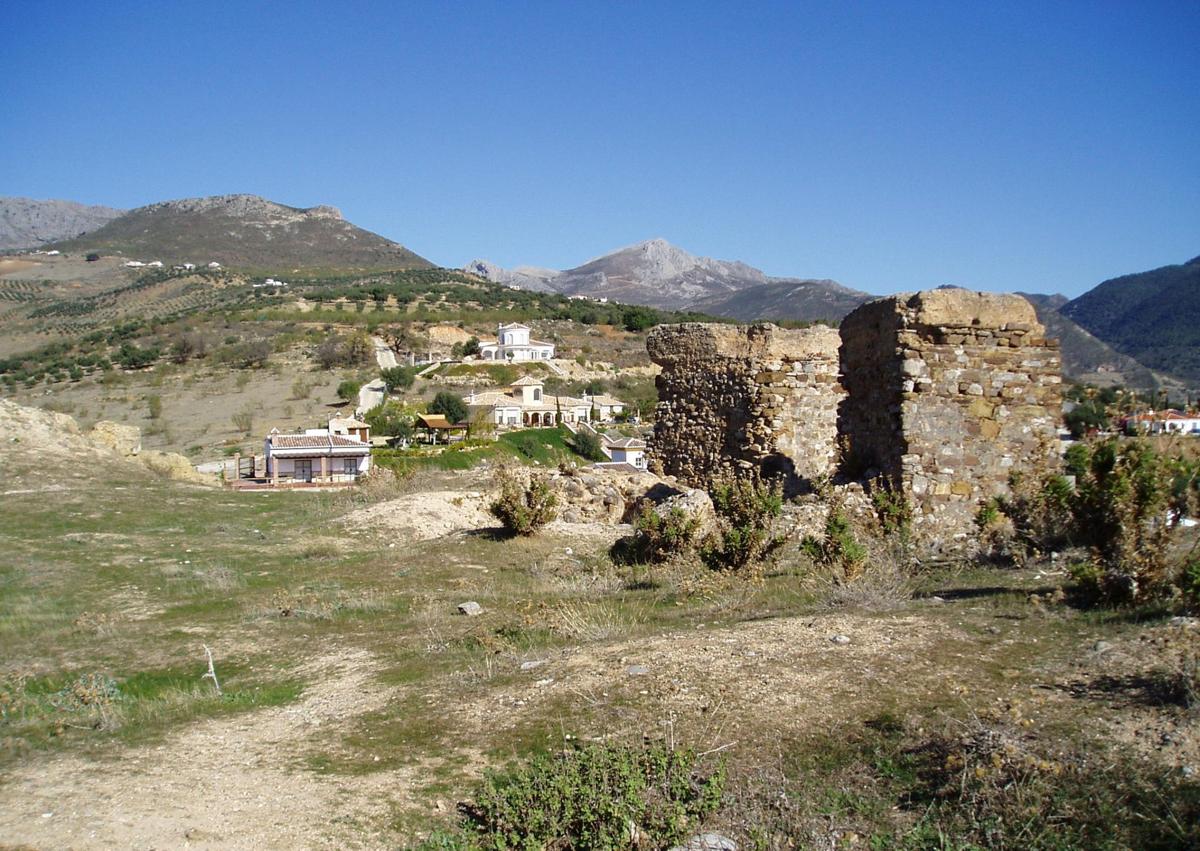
[476,323,555,361]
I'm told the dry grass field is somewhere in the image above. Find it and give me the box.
[1,402,1197,849]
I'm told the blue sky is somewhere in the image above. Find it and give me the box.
[2,1,1197,296]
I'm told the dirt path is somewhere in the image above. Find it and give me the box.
[0,649,406,850]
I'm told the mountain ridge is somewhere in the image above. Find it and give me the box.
[47,193,432,270]
[0,197,125,250]
[1059,255,1200,385]
[464,238,862,314]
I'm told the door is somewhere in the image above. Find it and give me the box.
[295,459,313,482]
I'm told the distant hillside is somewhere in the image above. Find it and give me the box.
[465,238,859,314]
[463,259,559,293]
[1059,256,1200,385]
[691,278,871,323]
[51,194,432,271]
[1017,292,1164,390]
[0,197,124,250]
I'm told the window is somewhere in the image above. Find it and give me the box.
[533,388,542,401]
[343,458,357,475]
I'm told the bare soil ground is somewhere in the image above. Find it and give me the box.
[1,402,1196,850]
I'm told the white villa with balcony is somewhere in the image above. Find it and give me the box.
[465,376,629,428]
[477,323,555,361]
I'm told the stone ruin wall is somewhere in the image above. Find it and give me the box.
[646,323,843,491]
[648,290,1063,543]
[839,290,1062,537]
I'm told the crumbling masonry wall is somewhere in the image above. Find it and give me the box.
[648,290,1063,542]
[647,323,844,491]
[838,290,1062,536]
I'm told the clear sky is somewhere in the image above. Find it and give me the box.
[2,1,1197,296]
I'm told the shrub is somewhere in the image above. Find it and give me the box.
[1067,439,1175,603]
[290,378,312,400]
[169,331,207,364]
[145,395,162,420]
[801,502,868,581]
[1182,557,1200,612]
[231,408,254,434]
[429,391,468,425]
[567,429,606,462]
[418,742,725,851]
[870,480,912,539]
[381,365,417,393]
[701,472,784,575]
[314,332,373,369]
[336,379,362,402]
[489,471,557,536]
[623,500,701,564]
[116,342,159,370]
[992,470,1074,563]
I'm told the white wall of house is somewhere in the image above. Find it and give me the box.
[501,326,530,346]
[609,447,646,468]
[267,453,370,478]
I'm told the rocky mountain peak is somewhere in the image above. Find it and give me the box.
[139,194,342,222]
[0,196,125,250]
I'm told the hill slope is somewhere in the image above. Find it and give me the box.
[465,238,861,315]
[51,194,432,271]
[1059,256,1200,384]
[1017,292,1164,390]
[0,197,124,250]
[691,277,872,323]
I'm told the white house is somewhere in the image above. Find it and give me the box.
[477,323,555,361]
[584,392,627,422]
[1124,410,1200,434]
[603,436,647,469]
[263,421,371,484]
[466,376,592,427]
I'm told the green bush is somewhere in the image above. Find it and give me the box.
[413,742,725,851]
[801,503,868,581]
[381,365,418,393]
[567,429,606,462]
[430,391,468,425]
[489,471,557,536]
[870,481,912,539]
[116,342,159,370]
[1066,439,1175,603]
[336,379,362,402]
[992,470,1075,563]
[622,501,701,564]
[701,472,784,575]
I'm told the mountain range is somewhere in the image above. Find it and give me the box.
[466,238,872,318]
[1,192,1193,389]
[21,194,432,271]
[0,197,124,250]
[1059,256,1200,385]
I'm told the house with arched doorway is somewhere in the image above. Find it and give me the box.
[465,376,612,427]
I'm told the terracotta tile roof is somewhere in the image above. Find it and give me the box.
[511,375,544,386]
[270,434,368,449]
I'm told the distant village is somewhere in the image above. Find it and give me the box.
[232,321,646,488]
